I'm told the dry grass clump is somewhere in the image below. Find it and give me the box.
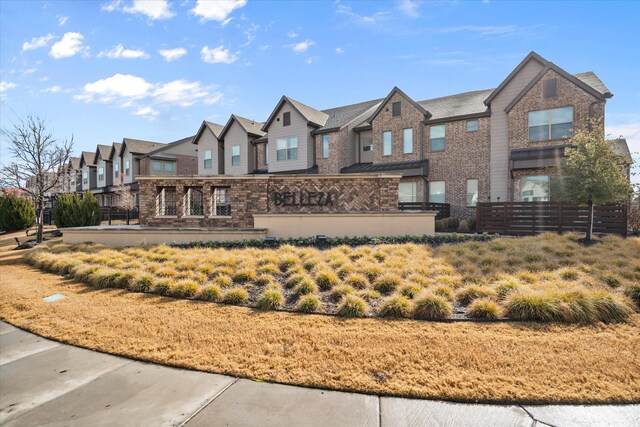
[256,289,284,310]
[24,233,640,323]
[200,285,222,301]
[222,288,249,305]
[467,299,502,319]
[379,295,413,318]
[625,284,640,309]
[337,295,368,318]
[295,294,321,313]
[414,293,453,319]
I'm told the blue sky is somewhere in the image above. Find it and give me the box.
[1,0,639,182]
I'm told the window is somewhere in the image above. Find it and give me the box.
[231,145,240,166]
[125,159,130,176]
[543,79,557,99]
[152,160,162,171]
[403,128,413,154]
[520,176,549,201]
[98,166,104,181]
[528,106,573,141]
[466,179,478,207]
[114,162,119,178]
[392,102,401,117]
[283,112,291,126]
[184,187,204,216]
[322,135,330,158]
[429,181,445,204]
[152,160,175,172]
[466,120,479,132]
[204,149,212,169]
[383,131,392,156]
[212,187,231,216]
[83,170,88,185]
[276,137,298,160]
[398,182,417,203]
[363,137,373,152]
[430,125,445,151]
[164,162,174,172]
[156,187,177,216]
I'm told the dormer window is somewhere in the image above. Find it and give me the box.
[392,102,401,117]
[283,112,291,126]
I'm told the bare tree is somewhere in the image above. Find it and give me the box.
[1,115,73,243]
[112,181,137,211]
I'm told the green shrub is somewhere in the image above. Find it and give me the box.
[295,295,321,313]
[222,288,248,305]
[52,192,101,228]
[315,271,340,291]
[374,274,402,294]
[330,285,354,301]
[293,279,317,297]
[467,299,502,319]
[256,289,284,310]
[0,193,35,232]
[379,295,412,318]
[337,295,368,318]
[456,285,495,306]
[343,274,368,289]
[200,285,222,301]
[414,293,453,319]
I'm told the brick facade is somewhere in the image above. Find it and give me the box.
[315,128,349,174]
[138,175,401,228]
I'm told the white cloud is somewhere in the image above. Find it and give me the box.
[98,44,150,59]
[240,23,260,47]
[39,76,50,82]
[75,73,223,113]
[259,44,271,51]
[335,47,345,54]
[398,0,419,18]
[201,45,238,64]
[305,56,319,65]
[336,4,391,26]
[103,0,175,20]
[42,85,62,93]
[0,81,17,100]
[23,68,38,75]
[435,25,517,36]
[158,47,187,62]
[57,15,69,26]
[290,39,314,54]
[22,34,55,52]
[191,0,247,22]
[287,30,299,38]
[134,106,159,119]
[49,32,88,58]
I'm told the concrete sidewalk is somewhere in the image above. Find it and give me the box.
[0,322,638,427]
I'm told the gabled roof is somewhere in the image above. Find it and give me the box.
[610,138,632,164]
[315,98,383,133]
[109,142,122,161]
[69,156,80,170]
[484,51,549,106]
[366,87,431,124]
[505,64,612,113]
[192,120,224,145]
[79,151,96,168]
[219,114,266,140]
[261,95,329,132]
[142,135,195,157]
[94,144,112,163]
[575,72,611,96]
[119,138,165,157]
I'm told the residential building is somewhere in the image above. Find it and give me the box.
[79,151,97,192]
[193,121,225,176]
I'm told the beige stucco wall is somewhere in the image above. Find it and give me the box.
[253,212,436,239]
[62,226,267,247]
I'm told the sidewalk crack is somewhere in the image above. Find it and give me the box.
[179,377,239,427]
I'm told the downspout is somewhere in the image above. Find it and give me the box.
[420,118,428,203]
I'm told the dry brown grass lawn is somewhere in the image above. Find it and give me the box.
[1,246,639,404]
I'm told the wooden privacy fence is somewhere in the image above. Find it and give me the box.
[399,202,451,220]
[476,202,627,237]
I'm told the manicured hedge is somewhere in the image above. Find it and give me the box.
[171,233,494,250]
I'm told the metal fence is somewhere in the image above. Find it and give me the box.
[100,207,140,225]
[476,202,627,237]
[398,202,451,220]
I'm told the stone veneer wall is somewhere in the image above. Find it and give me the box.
[138,174,401,228]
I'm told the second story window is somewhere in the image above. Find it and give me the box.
[430,125,445,152]
[231,145,240,166]
[276,137,297,160]
[204,149,212,169]
[322,135,330,158]
[156,187,177,216]
[125,159,130,176]
[403,128,413,154]
[466,120,479,132]
[114,162,119,178]
[283,112,291,126]
[152,160,162,171]
[392,102,401,117]
[184,187,204,216]
[98,166,104,181]
[212,187,231,216]
[363,138,373,152]
[83,171,88,185]
[383,131,392,156]
[152,160,175,172]
[528,106,573,142]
